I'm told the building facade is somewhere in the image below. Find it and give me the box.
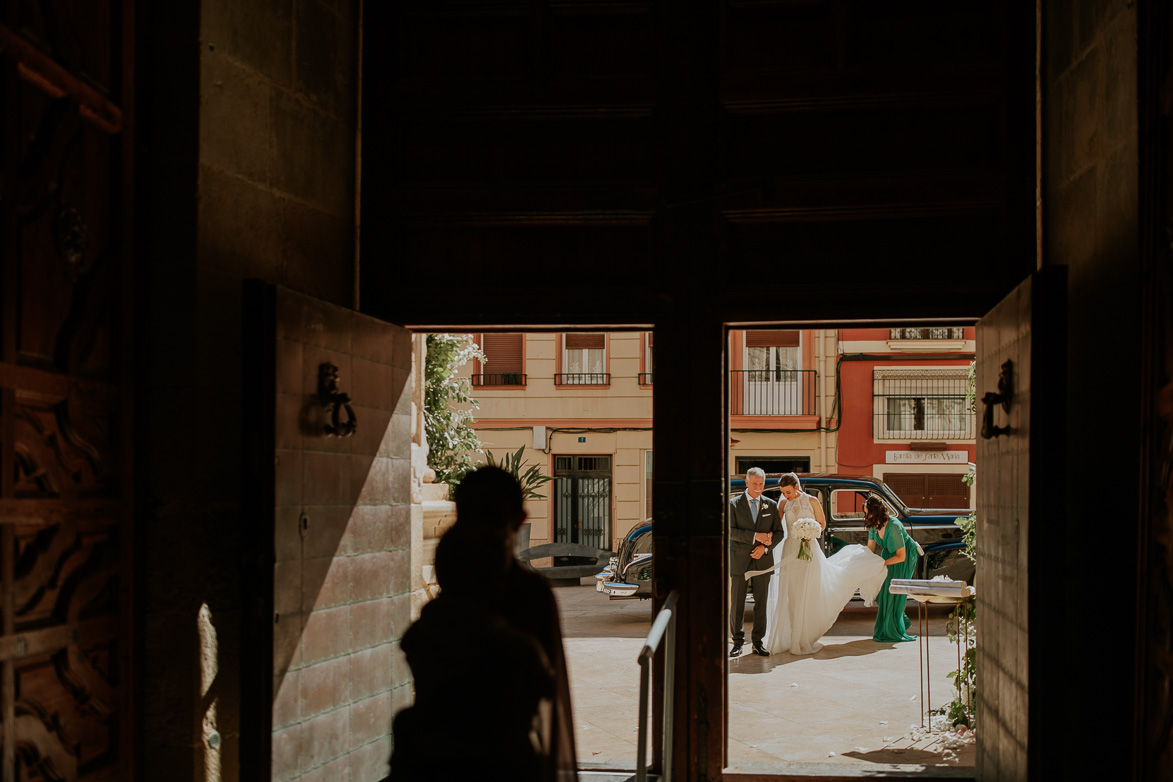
[464,329,841,551]
[836,327,977,508]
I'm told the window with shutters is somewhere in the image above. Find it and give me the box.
[474,333,526,387]
[732,330,816,415]
[557,332,609,386]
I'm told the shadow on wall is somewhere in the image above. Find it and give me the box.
[268,289,414,781]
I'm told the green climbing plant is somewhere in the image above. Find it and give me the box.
[939,359,978,729]
[424,333,485,490]
[485,445,554,500]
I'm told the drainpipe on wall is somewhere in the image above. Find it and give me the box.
[819,330,830,471]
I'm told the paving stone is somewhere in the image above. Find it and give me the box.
[555,583,975,771]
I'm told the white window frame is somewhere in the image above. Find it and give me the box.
[562,333,606,383]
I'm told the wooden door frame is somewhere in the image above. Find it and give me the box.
[240,280,278,781]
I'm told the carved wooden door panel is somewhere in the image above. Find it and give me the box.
[0,3,133,781]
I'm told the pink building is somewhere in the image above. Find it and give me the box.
[835,327,976,509]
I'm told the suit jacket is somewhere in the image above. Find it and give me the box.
[728,491,785,577]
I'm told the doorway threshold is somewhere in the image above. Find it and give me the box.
[580,770,650,782]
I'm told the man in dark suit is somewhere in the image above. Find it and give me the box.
[729,467,786,657]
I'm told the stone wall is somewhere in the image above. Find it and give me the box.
[137,1,369,779]
[268,289,411,782]
[1040,0,1140,778]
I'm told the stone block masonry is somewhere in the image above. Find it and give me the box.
[270,287,413,782]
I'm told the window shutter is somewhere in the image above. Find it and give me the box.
[647,332,653,347]
[745,330,800,347]
[482,333,523,373]
[565,332,605,350]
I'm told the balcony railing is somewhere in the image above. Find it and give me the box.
[730,369,817,416]
[555,372,611,385]
[890,327,966,340]
[638,372,653,385]
[471,373,527,387]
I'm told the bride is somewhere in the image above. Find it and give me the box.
[750,473,888,655]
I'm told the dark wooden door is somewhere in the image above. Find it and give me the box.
[362,3,1039,779]
[0,4,133,780]
[974,270,1065,780]
[553,455,612,550]
[883,472,970,509]
[242,283,413,782]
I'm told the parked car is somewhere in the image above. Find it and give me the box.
[595,474,974,600]
[595,520,654,598]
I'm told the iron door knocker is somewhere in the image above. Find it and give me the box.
[980,360,1012,439]
[318,363,357,438]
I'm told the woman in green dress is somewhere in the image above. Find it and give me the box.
[865,495,918,643]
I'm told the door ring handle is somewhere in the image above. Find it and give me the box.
[980,360,1012,439]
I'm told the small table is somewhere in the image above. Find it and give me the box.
[889,580,976,729]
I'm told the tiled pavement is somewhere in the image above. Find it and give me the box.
[555,582,976,775]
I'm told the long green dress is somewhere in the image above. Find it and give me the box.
[870,517,918,643]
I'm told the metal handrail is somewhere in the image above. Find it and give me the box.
[637,589,678,782]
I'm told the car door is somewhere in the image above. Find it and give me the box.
[822,485,900,558]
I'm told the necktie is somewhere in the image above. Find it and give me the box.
[751,497,759,522]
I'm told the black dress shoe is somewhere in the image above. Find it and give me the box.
[730,643,743,658]
[752,643,770,657]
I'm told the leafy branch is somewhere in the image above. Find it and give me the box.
[939,358,978,730]
[424,334,485,490]
[485,445,554,500]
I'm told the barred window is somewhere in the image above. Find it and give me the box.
[873,368,974,439]
[889,327,966,340]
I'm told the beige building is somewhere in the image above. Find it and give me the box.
[461,329,841,551]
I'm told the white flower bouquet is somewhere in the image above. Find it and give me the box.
[791,517,821,561]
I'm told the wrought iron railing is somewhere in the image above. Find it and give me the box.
[555,372,611,385]
[889,327,966,340]
[729,369,817,415]
[638,372,654,385]
[471,373,527,387]
[873,369,975,439]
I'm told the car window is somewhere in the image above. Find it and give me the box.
[830,489,896,522]
[631,529,654,556]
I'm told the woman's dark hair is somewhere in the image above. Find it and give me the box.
[454,465,525,532]
[863,495,889,530]
[778,472,801,490]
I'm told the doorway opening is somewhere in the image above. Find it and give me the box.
[725,324,978,773]
[553,454,614,551]
[415,328,655,772]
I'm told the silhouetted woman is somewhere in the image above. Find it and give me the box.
[390,466,578,781]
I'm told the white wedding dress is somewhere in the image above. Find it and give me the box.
[760,492,887,655]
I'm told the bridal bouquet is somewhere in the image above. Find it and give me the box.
[792,518,821,561]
